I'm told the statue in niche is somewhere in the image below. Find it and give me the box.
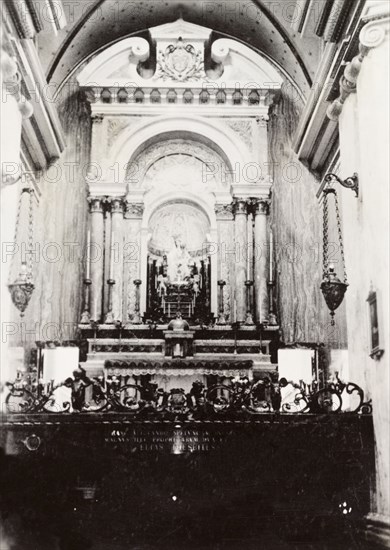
[157,273,168,297]
[192,273,200,297]
[167,236,192,284]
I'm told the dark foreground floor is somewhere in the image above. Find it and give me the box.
[0,416,376,549]
[0,454,374,550]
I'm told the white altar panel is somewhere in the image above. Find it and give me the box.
[43,347,79,383]
[278,349,314,411]
[277,349,314,385]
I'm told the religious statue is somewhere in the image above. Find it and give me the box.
[167,236,191,283]
[192,273,200,297]
[157,273,167,296]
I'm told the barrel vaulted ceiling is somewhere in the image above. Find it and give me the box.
[39,0,325,97]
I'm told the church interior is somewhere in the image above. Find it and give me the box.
[0,0,389,548]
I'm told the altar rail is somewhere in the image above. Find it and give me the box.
[3,370,372,419]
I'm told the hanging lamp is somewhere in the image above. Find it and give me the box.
[8,180,35,316]
[320,185,348,325]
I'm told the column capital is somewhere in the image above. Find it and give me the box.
[124,201,144,219]
[88,196,105,213]
[110,197,125,214]
[91,114,104,124]
[215,203,234,220]
[251,198,270,215]
[232,198,248,216]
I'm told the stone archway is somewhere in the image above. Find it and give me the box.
[130,135,221,317]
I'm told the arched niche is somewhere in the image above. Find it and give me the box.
[126,133,234,199]
[104,116,251,190]
[139,192,218,318]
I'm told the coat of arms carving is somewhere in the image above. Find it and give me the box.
[155,37,206,82]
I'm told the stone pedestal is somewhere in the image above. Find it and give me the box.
[164,331,195,358]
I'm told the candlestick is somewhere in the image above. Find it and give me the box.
[110,231,115,279]
[80,279,91,324]
[247,218,251,276]
[105,278,115,324]
[86,230,91,279]
[269,230,274,282]
[245,280,254,325]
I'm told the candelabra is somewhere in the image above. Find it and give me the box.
[80,279,92,324]
[244,280,254,325]
[267,279,278,325]
[217,280,227,325]
[132,279,142,324]
[104,278,116,324]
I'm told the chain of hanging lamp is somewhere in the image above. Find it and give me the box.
[321,185,348,325]
[8,176,35,316]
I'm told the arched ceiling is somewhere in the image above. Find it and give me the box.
[39,0,323,97]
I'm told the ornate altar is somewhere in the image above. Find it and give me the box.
[147,232,211,322]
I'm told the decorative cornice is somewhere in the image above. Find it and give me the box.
[5,0,39,39]
[327,15,390,121]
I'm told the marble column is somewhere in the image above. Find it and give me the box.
[124,202,144,322]
[253,199,270,323]
[89,197,105,322]
[110,198,124,322]
[233,199,248,324]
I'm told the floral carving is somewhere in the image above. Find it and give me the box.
[215,204,234,220]
[226,120,254,150]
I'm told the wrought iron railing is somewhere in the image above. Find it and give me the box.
[4,369,372,419]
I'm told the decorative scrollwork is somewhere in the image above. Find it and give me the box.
[5,369,372,418]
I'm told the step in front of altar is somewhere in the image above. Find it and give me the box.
[87,338,269,356]
[82,354,275,379]
[82,337,276,380]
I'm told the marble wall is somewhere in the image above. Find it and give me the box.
[9,89,91,351]
[268,83,348,347]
